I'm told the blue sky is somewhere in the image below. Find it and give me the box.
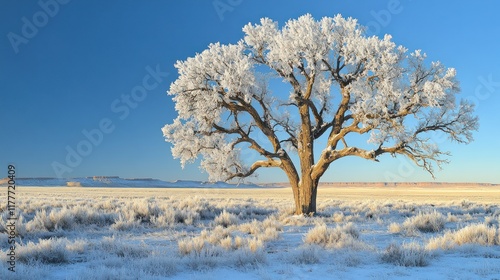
[1,0,499,183]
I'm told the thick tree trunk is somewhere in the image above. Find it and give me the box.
[293,99,318,215]
[294,178,318,215]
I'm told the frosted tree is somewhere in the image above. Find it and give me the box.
[162,14,478,215]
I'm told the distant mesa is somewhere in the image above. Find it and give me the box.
[0,177,263,188]
[87,176,120,179]
[66,181,82,187]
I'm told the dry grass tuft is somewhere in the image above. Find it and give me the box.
[427,223,499,250]
[381,242,429,267]
[402,211,446,234]
[303,223,363,249]
[388,222,402,234]
[214,210,239,227]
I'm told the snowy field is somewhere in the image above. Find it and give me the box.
[1,185,500,279]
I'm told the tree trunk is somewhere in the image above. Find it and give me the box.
[294,178,318,215]
[293,99,317,215]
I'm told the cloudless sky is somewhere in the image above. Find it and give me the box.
[1,0,499,183]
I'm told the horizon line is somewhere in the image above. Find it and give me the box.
[1,177,499,186]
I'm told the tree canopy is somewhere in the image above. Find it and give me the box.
[162,14,478,214]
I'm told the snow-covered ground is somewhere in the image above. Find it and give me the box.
[1,185,499,279]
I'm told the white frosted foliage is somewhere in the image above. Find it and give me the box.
[163,14,478,182]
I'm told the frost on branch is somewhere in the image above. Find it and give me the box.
[163,13,478,183]
[162,119,244,181]
[169,42,256,130]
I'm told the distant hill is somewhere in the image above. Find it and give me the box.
[0,176,264,188]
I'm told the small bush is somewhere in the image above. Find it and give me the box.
[332,211,345,223]
[17,238,72,264]
[239,220,261,234]
[388,222,401,234]
[99,236,149,258]
[257,227,279,242]
[174,209,199,225]
[403,211,446,233]
[304,223,362,249]
[233,248,266,268]
[290,245,322,264]
[199,226,231,245]
[72,206,116,226]
[237,218,281,243]
[183,245,225,270]
[381,243,429,267]
[214,210,239,227]
[279,212,309,227]
[178,237,205,256]
[234,236,244,249]
[111,213,140,231]
[150,211,175,228]
[304,224,330,245]
[247,238,263,252]
[219,236,234,250]
[427,223,498,250]
[179,226,268,259]
[25,206,116,232]
[447,212,458,223]
[262,216,283,232]
[26,208,74,232]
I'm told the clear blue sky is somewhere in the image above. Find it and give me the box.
[1,0,499,183]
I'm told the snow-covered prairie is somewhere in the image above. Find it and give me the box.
[1,184,500,279]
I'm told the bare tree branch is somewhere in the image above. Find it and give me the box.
[225,159,281,180]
